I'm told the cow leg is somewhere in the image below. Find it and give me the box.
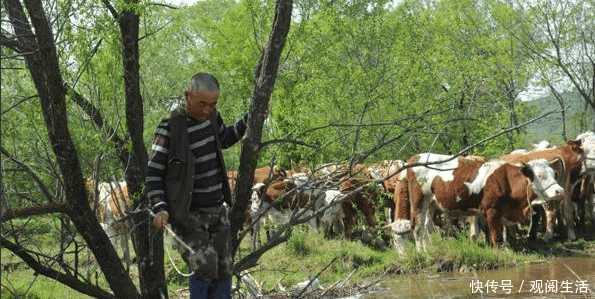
[251,219,260,250]
[468,216,480,241]
[119,230,130,272]
[561,198,577,241]
[415,196,434,251]
[408,179,427,251]
[485,208,502,247]
[543,203,557,241]
[342,201,356,239]
[304,209,318,230]
[586,176,594,227]
[528,204,544,241]
[585,177,595,229]
[355,193,376,229]
[575,191,586,234]
[425,199,438,233]
[334,216,345,237]
[503,225,519,247]
[439,212,460,238]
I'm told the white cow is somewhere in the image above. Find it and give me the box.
[576,131,595,223]
[577,131,595,171]
[316,190,345,237]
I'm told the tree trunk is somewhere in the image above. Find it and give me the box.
[560,104,567,140]
[230,0,293,254]
[3,0,139,297]
[117,2,167,297]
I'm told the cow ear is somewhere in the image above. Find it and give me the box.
[548,158,564,178]
[520,163,535,181]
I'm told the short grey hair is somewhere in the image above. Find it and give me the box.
[188,72,220,92]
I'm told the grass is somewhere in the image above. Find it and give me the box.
[242,227,542,294]
[3,216,593,298]
[1,269,94,299]
[398,233,536,272]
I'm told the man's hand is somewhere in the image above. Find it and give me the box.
[152,211,169,230]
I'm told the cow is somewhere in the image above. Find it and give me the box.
[254,166,288,184]
[532,140,556,150]
[386,169,411,252]
[313,162,370,184]
[368,160,405,222]
[84,179,133,270]
[338,177,380,240]
[226,166,287,192]
[367,160,405,193]
[501,140,585,240]
[227,167,286,236]
[468,159,565,246]
[508,140,555,156]
[392,153,486,251]
[249,178,322,247]
[577,132,595,170]
[227,170,238,192]
[250,170,379,242]
[574,132,595,231]
[511,149,529,154]
[317,190,346,238]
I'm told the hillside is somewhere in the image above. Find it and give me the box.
[523,91,592,144]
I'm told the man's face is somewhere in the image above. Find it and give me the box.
[185,90,219,120]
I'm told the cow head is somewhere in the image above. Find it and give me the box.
[576,131,595,171]
[521,159,565,200]
[284,173,309,188]
[566,139,585,164]
[251,183,267,205]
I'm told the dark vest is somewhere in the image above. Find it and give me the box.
[166,109,233,226]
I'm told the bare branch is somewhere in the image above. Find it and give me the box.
[0,33,21,52]
[101,0,119,20]
[64,83,130,167]
[260,138,319,149]
[1,202,66,222]
[295,256,339,298]
[1,95,38,115]
[147,2,178,9]
[0,236,115,299]
[0,145,55,202]
[138,19,173,41]
[71,39,103,89]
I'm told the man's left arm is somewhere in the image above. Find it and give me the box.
[216,111,248,148]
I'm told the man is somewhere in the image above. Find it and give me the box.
[147,73,247,298]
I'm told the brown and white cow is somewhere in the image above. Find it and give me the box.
[392,153,486,251]
[469,159,565,246]
[368,160,405,222]
[254,166,288,184]
[249,178,322,247]
[250,170,379,241]
[501,140,585,240]
[339,177,379,240]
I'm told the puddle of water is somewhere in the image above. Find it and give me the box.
[366,257,595,298]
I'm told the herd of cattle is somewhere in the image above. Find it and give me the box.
[85,131,595,266]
